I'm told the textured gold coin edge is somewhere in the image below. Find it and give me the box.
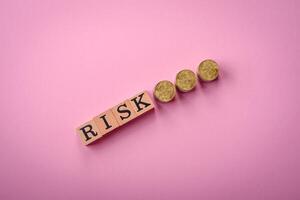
[197,59,219,81]
[153,80,176,103]
[175,69,197,92]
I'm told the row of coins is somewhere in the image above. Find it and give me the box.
[154,59,219,102]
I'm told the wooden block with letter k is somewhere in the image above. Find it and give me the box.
[129,91,154,117]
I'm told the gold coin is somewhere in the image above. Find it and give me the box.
[175,69,197,92]
[154,80,176,102]
[197,59,219,81]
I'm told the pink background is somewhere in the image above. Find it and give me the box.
[0,0,299,199]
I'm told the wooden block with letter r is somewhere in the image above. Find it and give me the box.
[76,120,102,145]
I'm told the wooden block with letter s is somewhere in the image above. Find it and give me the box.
[111,100,137,126]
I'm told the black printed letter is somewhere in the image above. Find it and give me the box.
[80,125,98,141]
[131,93,151,112]
[99,114,112,129]
[117,104,131,120]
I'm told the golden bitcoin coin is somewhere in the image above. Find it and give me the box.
[153,80,176,102]
[175,69,197,92]
[197,59,219,81]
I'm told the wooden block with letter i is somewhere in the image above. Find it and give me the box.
[76,120,101,145]
[129,91,155,116]
[111,100,137,126]
[93,109,119,136]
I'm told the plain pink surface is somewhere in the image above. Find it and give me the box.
[0,0,299,199]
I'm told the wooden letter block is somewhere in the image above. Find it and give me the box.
[129,91,155,116]
[93,109,119,136]
[111,100,137,126]
[76,90,156,145]
[76,120,101,145]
